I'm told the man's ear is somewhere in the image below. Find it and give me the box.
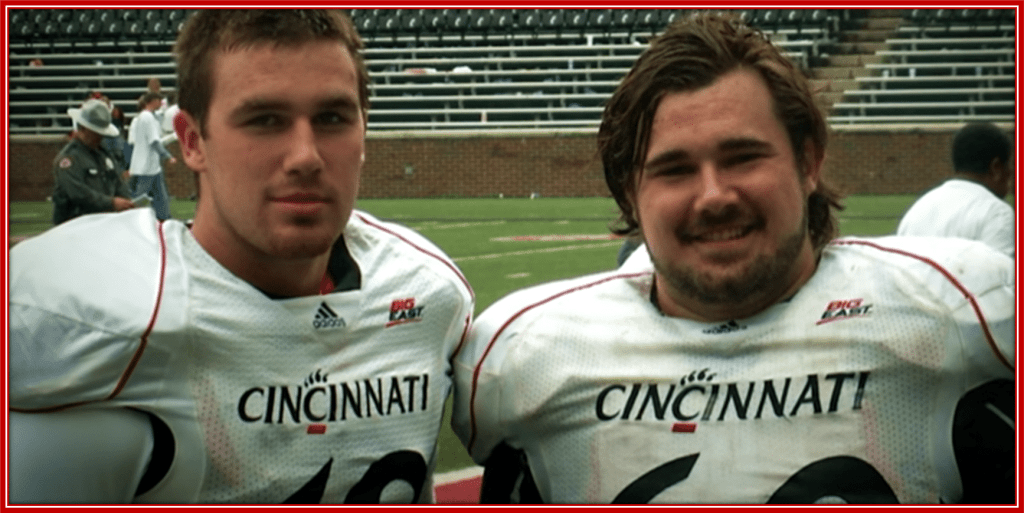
[801,138,824,195]
[175,110,206,172]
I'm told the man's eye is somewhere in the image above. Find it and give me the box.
[247,115,282,127]
[652,165,694,177]
[724,153,762,167]
[315,111,352,126]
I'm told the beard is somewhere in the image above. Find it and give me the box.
[652,210,810,309]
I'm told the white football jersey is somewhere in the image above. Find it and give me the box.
[453,236,1014,504]
[10,209,474,504]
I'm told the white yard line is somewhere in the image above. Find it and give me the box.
[453,241,621,262]
[414,220,507,230]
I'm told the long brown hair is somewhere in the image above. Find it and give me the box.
[598,11,843,253]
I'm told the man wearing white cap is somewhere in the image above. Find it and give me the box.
[52,99,135,224]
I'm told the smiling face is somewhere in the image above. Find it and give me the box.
[634,67,822,322]
[181,40,365,274]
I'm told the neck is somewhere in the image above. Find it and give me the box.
[191,220,332,298]
[952,172,1002,197]
[76,132,100,148]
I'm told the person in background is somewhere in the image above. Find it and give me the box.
[452,11,1013,504]
[897,121,1015,257]
[10,9,473,504]
[128,91,175,219]
[104,100,130,170]
[50,98,134,224]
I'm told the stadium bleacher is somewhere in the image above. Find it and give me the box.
[829,8,1015,126]
[7,8,1016,134]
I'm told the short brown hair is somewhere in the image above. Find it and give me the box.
[599,11,843,253]
[173,9,370,135]
[138,91,162,110]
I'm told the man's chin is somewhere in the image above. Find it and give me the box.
[267,227,340,260]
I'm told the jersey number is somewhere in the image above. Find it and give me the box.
[611,454,898,504]
[283,450,427,504]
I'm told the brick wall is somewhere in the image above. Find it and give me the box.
[7,129,998,201]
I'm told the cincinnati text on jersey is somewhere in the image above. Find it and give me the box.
[595,371,870,428]
[237,372,431,425]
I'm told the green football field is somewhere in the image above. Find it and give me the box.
[7,194,926,473]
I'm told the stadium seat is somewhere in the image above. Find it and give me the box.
[51,9,72,23]
[611,9,637,32]
[58,20,82,39]
[147,18,170,38]
[468,10,492,33]
[41,19,60,38]
[400,10,424,34]
[422,9,445,34]
[635,9,661,32]
[781,9,805,26]
[660,9,684,29]
[125,19,146,37]
[352,9,378,36]
[586,9,613,32]
[73,10,93,26]
[444,9,471,34]
[30,10,49,26]
[542,10,566,33]
[518,9,542,33]
[376,9,403,37]
[119,9,138,23]
[491,9,514,31]
[737,9,759,25]
[565,9,587,31]
[9,11,35,40]
[102,19,124,38]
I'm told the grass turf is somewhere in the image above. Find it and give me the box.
[7,194,924,472]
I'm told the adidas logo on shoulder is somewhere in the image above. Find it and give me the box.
[313,302,346,330]
[702,320,746,335]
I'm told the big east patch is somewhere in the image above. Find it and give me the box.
[388,297,425,327]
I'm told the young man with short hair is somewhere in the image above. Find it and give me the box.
[10,9,473,504]
[898,121,1015,257]
[128,91,175,220]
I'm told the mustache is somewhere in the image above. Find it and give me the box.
[676,204,763,242]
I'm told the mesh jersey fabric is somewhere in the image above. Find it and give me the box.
[10,208,474,503]
[452,236,1014,504]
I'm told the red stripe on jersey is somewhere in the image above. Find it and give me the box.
[108,220,169,399]
[451,314,473,360]
[356,213,474,301]
[672,423,697,433]
[467,272,651,453]
[833,239,1011,371]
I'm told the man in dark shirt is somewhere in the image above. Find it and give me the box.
[52,99,135,225]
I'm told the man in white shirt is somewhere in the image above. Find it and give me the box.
[10,9,473,504]
[452,11,1013,504]
[128,91,175,220]
[897,122,1015,257]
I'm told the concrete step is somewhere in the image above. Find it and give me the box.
[861,16,903,31]
[826,53,884,67]
[840,29,896,43]
[810,77,860,92]
[831,41,888,54]
[819,91,846,107]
